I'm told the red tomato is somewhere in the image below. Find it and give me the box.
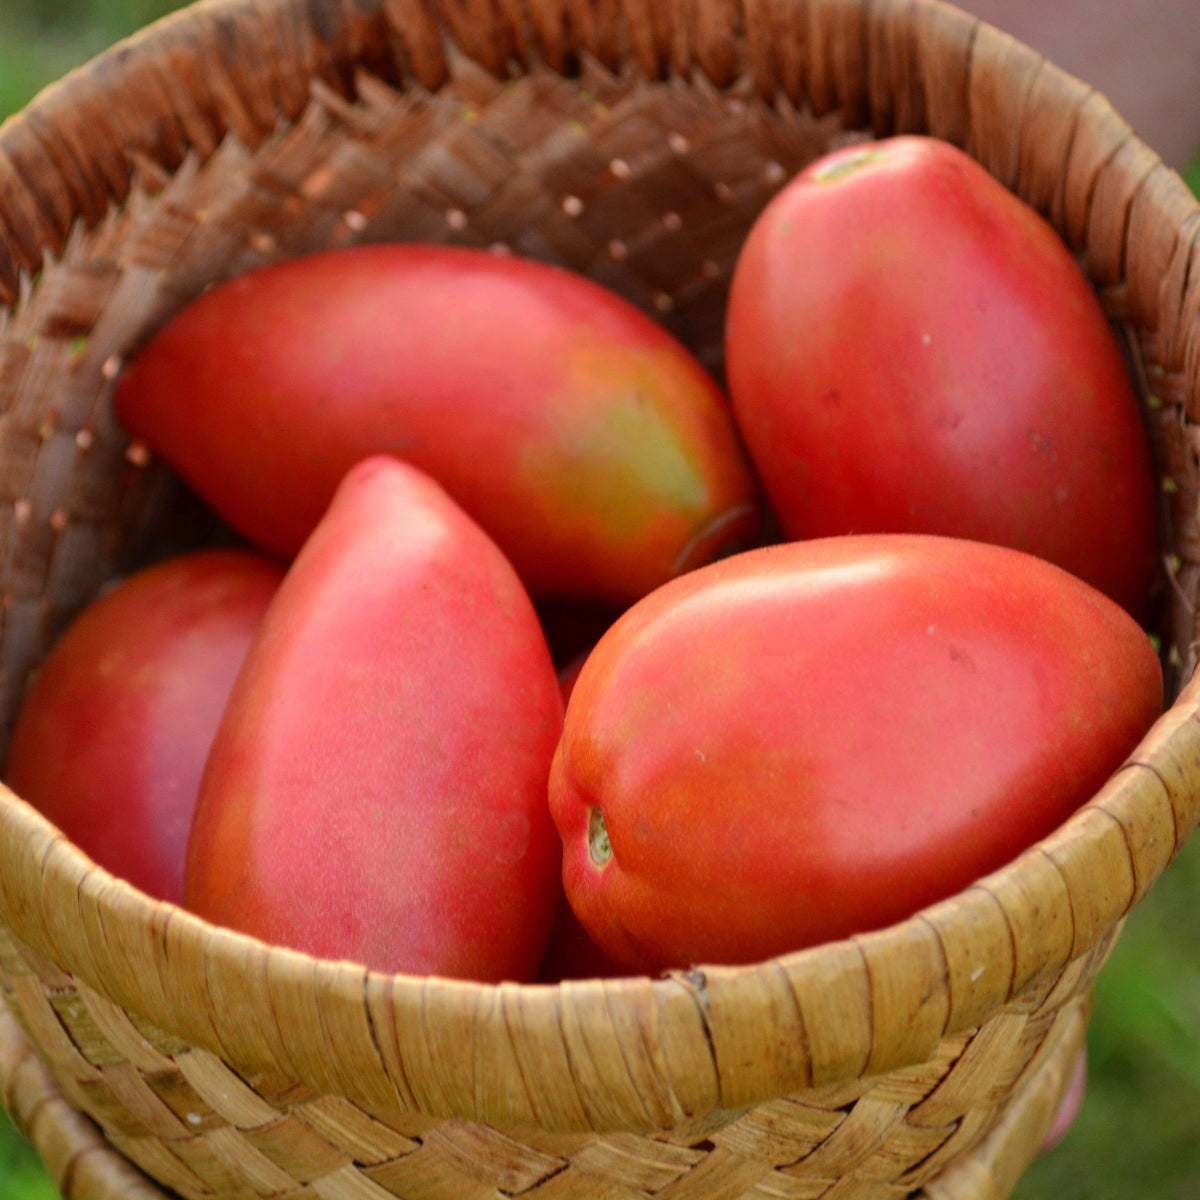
[3,549,283,905]
[115,244,760,605]
[725,135,1159,619]
[184,456,564,982]
[550,535,1163,974]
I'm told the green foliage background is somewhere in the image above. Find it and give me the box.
[0,3,1199,1198]
[0,1,187,121]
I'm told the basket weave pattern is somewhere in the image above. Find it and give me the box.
[0,929,1092,1200]
[1,1,1200,1198]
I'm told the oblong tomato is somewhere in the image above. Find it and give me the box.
[725,135,1160,619]
[549,535,1163,973]
[4,549,284,905]
[115,244,760,605]
[184,456,564,982]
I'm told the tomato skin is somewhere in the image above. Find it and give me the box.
[184,456,564,982]
[725,135,1159,619]
[549,535,1163,974]
[3,549,284,905]
[115,244,760,605]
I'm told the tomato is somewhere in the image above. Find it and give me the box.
[115,244,760,605]
[184,456,564,982]
[3,549,283,905]
[725,135,1160,619]
[549,534,1163,974]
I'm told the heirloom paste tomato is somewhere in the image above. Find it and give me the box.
[184,456,564,982]
[725,135,1160,619]
[4,549,283,905]
[114,244,760,606]
[549,535,1163,974]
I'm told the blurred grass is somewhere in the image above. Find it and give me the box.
[1186,156,1200,198]
[1015,836,1200,1200]
[1,3,1200,1199]
[0,1,188,121]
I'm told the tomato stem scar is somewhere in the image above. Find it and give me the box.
[812,147,886,182]
[587,808,613,868]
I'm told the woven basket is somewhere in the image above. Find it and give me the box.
[2,1,1199,1197]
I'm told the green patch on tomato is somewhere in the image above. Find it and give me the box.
[523,345,712,543]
